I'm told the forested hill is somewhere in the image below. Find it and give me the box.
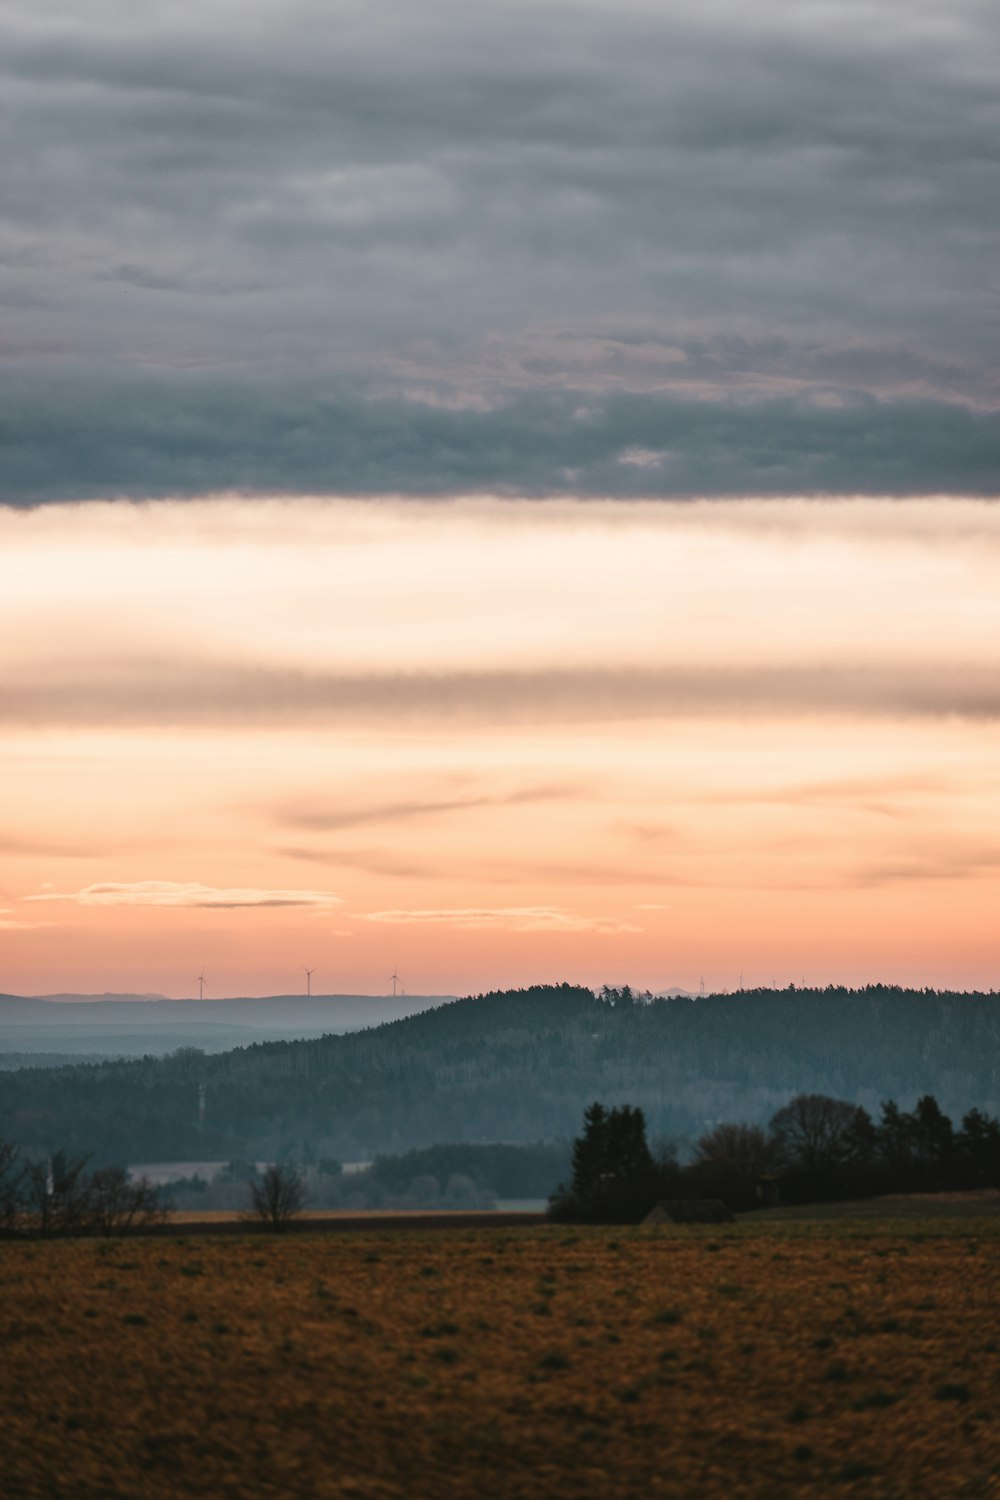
[1,983,998,1165]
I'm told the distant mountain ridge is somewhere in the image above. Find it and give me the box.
[8,993,170,1004]
[1,983,997,1164]
[0,992,453,1014]
[0,992,456,1056]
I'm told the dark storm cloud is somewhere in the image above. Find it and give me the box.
[2,368,999,500]
[1,0,998,499]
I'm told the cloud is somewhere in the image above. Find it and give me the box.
[274,847,689,887]
[0,908,43,930]
[275,847,442,878]
[0,906,49,930]
[0,833,113,857]
[362,906,640,933]
[2,372,999,502]
[24,880,343,909]
[717,770,950,798]
[471,860,692,888]
[697,771,956,814]
[5,657,1000,727]
[851,845,1000,888]
[277,783,575,832]
[0,0,997,499]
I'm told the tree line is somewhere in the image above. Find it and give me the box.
[0,1141,334,1236]
[551,1092,1000,1222]
[169,1140,570,1213]
[0,1141,166,1237]
[2,1088,997,1234]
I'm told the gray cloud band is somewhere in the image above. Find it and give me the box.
[3,660,1000,726]
[2,374,999,502]
[1,0,998,501]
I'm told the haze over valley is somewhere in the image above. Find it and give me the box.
[0,990,453,1061]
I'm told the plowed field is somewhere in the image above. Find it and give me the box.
[1,1220,998,1498]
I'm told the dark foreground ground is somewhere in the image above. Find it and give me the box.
[149,1209,548,1235]
[1,1203,999,1499]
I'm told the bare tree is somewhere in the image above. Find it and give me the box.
[247,1163,307,1230]
[22,1149,93,1236]
[87,1166,167,1236]
[691,1122,783,1209]
[0,1145,170,1238]
[694,1122,783,1181]
[770,1094,875,1176]
[0,1140,24,1233]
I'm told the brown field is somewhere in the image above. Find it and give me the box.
[164,1209,545,1232]
[1,1215,999,1499]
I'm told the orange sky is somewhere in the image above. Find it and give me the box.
[2,496,998,997]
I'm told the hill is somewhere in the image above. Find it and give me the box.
[0,983,998,1164]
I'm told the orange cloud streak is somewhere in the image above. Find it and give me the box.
[1,497,998,996]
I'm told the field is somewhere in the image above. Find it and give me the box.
[1,1213,999,1498]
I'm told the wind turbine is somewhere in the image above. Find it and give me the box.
[304,966,315,997]
[390,965,400,997]
[196,970,206,1002]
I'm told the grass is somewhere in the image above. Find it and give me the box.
[739,1190,1000,1225]
[0,1214,998,1497]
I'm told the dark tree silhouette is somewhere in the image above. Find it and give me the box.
[22,1150,94,1237]
[552,1102,677,1223]
[692,1122,783,1209]
[571,1102,653,1194]
[0,1141,23,1233]
[247,1163,308,1230]
[874,1095,963,1190]
[770,1094,876,1176]
[911,1094,955,1174]
[87,1166,165,1236]
[956,1108,1000,1187]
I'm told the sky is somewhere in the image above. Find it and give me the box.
[1,0,998,996]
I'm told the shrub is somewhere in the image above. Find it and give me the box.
[246,1163,308,1230]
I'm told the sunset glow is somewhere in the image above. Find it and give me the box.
[3,496,998,997]
[3,0,999,999]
